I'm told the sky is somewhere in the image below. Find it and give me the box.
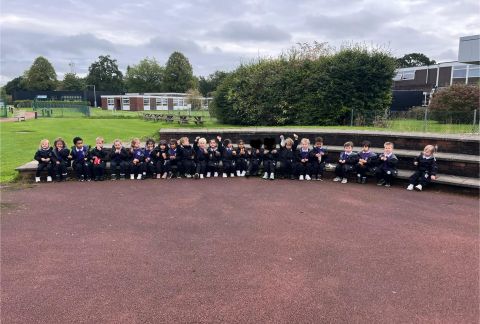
[1,0,479,84]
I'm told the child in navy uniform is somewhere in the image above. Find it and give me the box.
[69,136,91,181]
[296,138,311,181]
[144,139,157,179]
[262,137,278,180]
[178,137,195,178]
[154,140,169,179]
[279,134,298,180]
[166,139,181,178]
[34,139,54,183]
[109,139,129,180]
[333,142,358,184]
[194,137,209,179]
[90,137,108,181]
[207,136,222,178]
[376,142,398,187]
[355,140,377,184]
[51,137,70,182]
[309,137,328,181]
[246,139,262,178]
[407,145,438,191]
[221,139,236,178]
[129,138,145,180]
[235,140,248,177]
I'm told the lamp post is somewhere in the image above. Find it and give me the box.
[86,85,97,108]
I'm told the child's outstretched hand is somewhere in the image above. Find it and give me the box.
[431,175,436,180]
[414,161,418,165]
[217,136,222,142]
[293,133,298,140]
[195,136,200,142]
[279,135,284,140]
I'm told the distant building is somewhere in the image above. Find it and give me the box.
[100,93,213,111]
[458,35,480,65]
[393,61,480,92]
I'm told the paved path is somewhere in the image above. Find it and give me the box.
[1,179,478,323]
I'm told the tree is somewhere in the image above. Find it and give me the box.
[24,56,58,91]
[60,73,85,91]
[396,53,436,68]
[199,71,229,97]
[186,88,203,110]
[4,76,27,95]
[85,55,124,92]
[125,57,164,92]
[163,52,194,92]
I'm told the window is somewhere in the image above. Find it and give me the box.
[453,65,468,78]
[393,70,415,81]
[107,98,114,105]
[122,98,130,105]
[393,72,402,81]
[401,70,415,80]
[143,98,150,106]
[468,66,480,78]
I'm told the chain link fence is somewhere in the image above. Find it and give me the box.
[348,107,479,134]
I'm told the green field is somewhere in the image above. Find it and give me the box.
[1,112,478,183]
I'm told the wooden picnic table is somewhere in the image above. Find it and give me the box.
[193,116,204,125]
[178,116,189,124]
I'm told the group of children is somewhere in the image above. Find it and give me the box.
[34,134,438,191]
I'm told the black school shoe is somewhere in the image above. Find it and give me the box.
[361,177,367,184]
[377,179,386,186]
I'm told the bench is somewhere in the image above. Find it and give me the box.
[13,110,26,121]
[165,115,175,123]
[193,116,204,125]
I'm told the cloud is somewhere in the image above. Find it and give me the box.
[207,21,291,42]
[0,0,479,84]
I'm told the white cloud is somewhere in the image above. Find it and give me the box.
[1,0,479,84]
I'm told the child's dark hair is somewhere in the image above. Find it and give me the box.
[223,139,232,146]
[54,137,66,148]
[146,138,155,146]
[361,140,371,148]
[315,137,323,144]
[169,138,178,145]
[73,136,83,145]
[238,139,245,145]
[159,139,168,147]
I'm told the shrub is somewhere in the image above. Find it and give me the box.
[429,84,480,123]
[211,43,396,126]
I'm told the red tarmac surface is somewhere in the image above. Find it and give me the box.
[1,179,479,323]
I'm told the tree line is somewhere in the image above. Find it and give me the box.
[3,52,227,98]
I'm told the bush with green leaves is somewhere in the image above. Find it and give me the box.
[210,43,396,126]
[429,84,480,124]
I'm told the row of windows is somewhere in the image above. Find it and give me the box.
[106,98,189,107]
[394,65,480,81]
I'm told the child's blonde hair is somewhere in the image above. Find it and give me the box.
[39,139,49,148]
[285,138,294,146]
[424,145,435,154]
[131,138,140,147]
[113,139,122,145]
[179,137,189,145]
[301,138,310,145]
[384,142,394,148]
[96,136,104,143]
[198,137,207,145]
[344,141,353,148]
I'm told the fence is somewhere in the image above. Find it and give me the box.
[32,101,90,117]
[348,107,480,134]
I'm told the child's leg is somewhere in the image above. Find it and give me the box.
[36,162,48,177]
[409,171,421,185]
[318,162,325,177]
[335,164,344,177]
[418,171,431,187]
